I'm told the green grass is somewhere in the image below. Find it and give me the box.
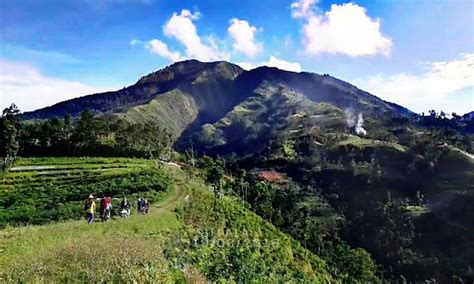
[404,205,429,216]
[427,145,474,203]
[337,135,406,152]
[13,157,155,167]
[0,163,186,282]
[172,185,334,283]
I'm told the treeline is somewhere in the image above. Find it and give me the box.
[1,104,172,164]
[362,112,473,153]
[419,110,474,132]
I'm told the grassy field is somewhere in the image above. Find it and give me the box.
[336,134,406,152]
[0,157,337,283]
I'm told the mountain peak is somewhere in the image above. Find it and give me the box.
[137,60,243,85]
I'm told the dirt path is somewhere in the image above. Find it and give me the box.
[151,180,186,215]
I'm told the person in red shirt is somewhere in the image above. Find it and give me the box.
[100,196,112,221]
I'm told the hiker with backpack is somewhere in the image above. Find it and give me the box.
[120,197,130,218]
[84,194,96,224]
[143,199,149,214]
[137,198,142,213]
[138,197,148,214]
[100,195,112,222]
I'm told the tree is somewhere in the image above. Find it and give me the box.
[237,169,249,206]
[185,140,196,167]
[205,158,224,210]
[1,104,21,166]
[71,110,99,153]
[139,124,172,160]
[115,122,172,160]
[248,182,276,221]
[439,111,446,119]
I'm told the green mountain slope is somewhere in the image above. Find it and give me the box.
[111,89,199,139]
[191,82,347,155]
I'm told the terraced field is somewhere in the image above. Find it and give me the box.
[0,157,173,227]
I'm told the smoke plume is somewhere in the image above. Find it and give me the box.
[345,108,367,136]
[355,113,367,135]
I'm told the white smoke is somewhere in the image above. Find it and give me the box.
[345,108,356,128]
[345,108,368,136]
[355,113,367,135]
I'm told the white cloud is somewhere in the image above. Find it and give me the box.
[0,59,115,112]
[238,56,302,72]
[147,39,182,62]
[228,18,262,57]
[266,56,301,72]
[163,9,228,61]
[291,0,392,57]
[355,53,474,113]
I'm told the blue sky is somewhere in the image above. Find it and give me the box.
[0,0,473,114]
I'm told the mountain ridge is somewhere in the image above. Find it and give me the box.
[21,59,410,120]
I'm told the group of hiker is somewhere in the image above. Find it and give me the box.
[84,194,149,224]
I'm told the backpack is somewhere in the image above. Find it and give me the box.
[84,201,91,210]
[101,198,108,209]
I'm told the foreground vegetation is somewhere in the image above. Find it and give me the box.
[0,158,378,282]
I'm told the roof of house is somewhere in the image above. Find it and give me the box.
[255,170,286,183]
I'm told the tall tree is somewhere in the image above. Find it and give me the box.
[205,158,225,211]
[71,110,99,153]
[1,104,21,166]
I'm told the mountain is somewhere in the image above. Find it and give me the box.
[463,111,474,120]
[21,59,411,148]
[11,60,474,282]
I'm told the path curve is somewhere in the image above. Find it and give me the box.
[151,181,186,215]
